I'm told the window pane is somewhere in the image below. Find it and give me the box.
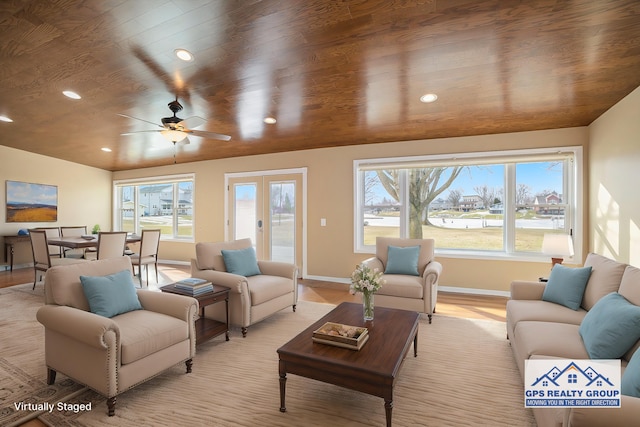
[119,186,135,232]
[234,184,257,243]
[177,182,193,238]
[270,181,295,264]
[363,170,400,244]
[514,161,566,252]
[428,165,504,250]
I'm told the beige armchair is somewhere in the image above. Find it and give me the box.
[361,237,442,323]
[36,256,198,416]
[191,238,298,337]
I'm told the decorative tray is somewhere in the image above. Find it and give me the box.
[312,322,369,350]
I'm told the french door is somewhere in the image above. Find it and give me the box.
[226,170,305,275]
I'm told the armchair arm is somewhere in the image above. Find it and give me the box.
[510,280,546,300]
[422,261,442,286]
[36,305,119,350]
[567,395,640,426]
[257,260,297,279]
[361,257,384,272]
[137,290,199,322]
[191,259,247,294]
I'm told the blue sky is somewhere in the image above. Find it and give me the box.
[368,161,563,203]
[6,181,57,206]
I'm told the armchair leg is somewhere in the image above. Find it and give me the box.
[428,314,433,324]
[47,368,56,385]
[241,327,248,338]
[185,358,193,373]
[107,397,116,416]
[292,304,296,312]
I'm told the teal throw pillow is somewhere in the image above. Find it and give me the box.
[622,348,640,398]
[80,269,142,318]
[221,246,261,277]
[579,292,640,359]
[542,264,592,310]
[385,245,420,276]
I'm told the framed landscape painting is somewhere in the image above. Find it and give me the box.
[6,180,58,222]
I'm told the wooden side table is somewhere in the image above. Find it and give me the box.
[160,283,230,344]
[3,235,31,271]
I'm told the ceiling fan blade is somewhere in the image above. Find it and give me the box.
[121,130,162,136]
[181,116,206,129]
[117,113,164,128]
[188,129,232,141]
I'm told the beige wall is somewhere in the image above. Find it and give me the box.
[0,145,112,266]
[589,85,640,265]
[114,126,589,293]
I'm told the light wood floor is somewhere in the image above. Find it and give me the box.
[1,263,507,427]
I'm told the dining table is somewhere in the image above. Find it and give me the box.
[47,234,142,252]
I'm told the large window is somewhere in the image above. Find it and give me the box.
[113,174,195,240]
[354,148,582,261]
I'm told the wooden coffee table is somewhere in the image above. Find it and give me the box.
[277,302,419,427]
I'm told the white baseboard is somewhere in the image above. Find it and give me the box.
[302,275,510,297]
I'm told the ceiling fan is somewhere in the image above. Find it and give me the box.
[119,98,231,144]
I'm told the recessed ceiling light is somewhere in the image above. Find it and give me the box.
[264,117,277,124]
[101,147,112,152]
[63,90,81,99]
[420,93,438,103]
[175,49,194,62]
[0,115,13,122]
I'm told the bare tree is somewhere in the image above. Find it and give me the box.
[363,172,379,206]
[473,185,499,210]
[377,167,464,238]
[516,183,532,206]
[446,188,463,210]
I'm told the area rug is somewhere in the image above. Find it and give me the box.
[0,283,534,426]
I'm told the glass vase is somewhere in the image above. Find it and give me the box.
[362,290,374,321]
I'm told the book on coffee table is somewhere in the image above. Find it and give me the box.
[176,277,210,287]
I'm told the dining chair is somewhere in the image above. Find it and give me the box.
[60,226,88,258]
[34,227,62,258]
[84,231,127,261]
[28,229,89,289]
[128,229,161,286]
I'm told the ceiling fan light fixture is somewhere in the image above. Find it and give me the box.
[161,129,188,142]
[264,117,277,124]
[62,90,81,99]
[175,49,194,62]
[101,147,112,152]
[420,93,438,103]
[0,115,13,122]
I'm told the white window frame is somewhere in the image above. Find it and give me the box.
[113,173,195,241]
[354,147,583,263]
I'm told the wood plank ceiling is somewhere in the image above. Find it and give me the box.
[1,0,639,172]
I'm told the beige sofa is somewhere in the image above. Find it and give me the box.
[36,256,198,416]
[191,238,298,337]
[507,253,640,426]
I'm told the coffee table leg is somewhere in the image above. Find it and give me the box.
[384,398,393,426]
[279,372,287,412]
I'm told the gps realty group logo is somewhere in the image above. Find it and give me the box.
[524,359,620,408]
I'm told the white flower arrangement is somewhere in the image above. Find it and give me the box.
[349,264,383,295]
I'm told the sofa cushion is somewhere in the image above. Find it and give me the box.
[506,300,587,331]
[619,265,640,306]
[246,275,294,305]
[80,270,142,318]
[222,246,261,277]
[579,292,640,359]
[376,274,424,299]
[385,245,420,276]
[513,321,590,360]
[542,264,592,310]
[115,310,189,365]
[582,253,627,310]
[622,349,640,398]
